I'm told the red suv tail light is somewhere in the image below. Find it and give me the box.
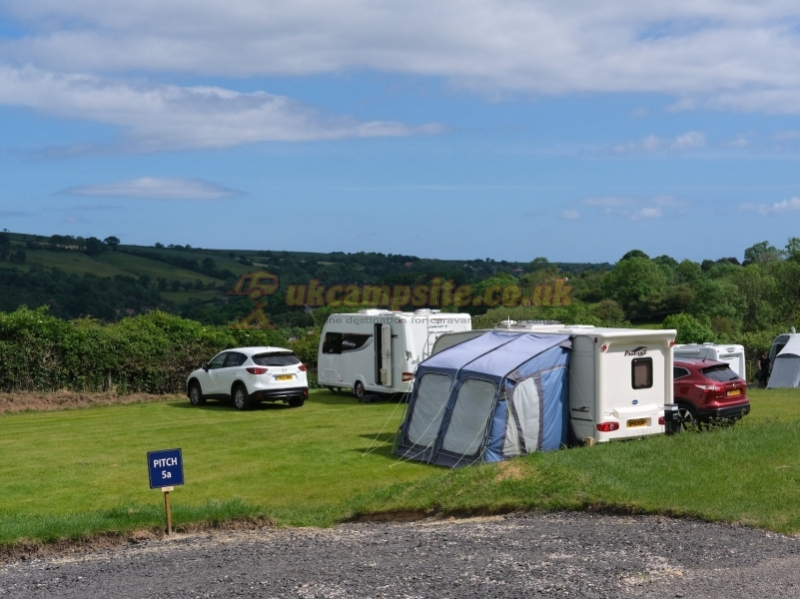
[695,383,723,392]
[246,367,268,375]
[299,364,307,372]
[596,422,620,432]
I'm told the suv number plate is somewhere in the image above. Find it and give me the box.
[627,418,647,428]
[275,375,293,381]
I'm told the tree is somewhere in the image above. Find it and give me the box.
[603,257,668,317]
[662,313,717,344]
[621,249,649,261]
[743,241,783,265]
[84,237,106,256]
[103,236,120,251]
[787,237,800,262]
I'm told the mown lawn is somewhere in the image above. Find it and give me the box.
[0,391,422,542]
[2,387,800,543]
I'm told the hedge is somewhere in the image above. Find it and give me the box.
[0,307,287,393]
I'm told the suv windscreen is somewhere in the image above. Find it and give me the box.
[701,365,739,382]
[252,352,301,367]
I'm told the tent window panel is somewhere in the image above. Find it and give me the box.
[407,373,453,448]
[441,378,497,457]
[632,358,653,389]
[507,378,540,455]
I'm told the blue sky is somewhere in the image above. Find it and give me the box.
[2,2,800,264]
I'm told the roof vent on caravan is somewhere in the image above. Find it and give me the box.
[358,309,391,316]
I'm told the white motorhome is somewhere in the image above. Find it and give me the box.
[674,343,746,380]
[432,321,676,444]
[318,309,472,398]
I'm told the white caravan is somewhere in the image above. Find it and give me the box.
[318,309,472,398]
[674,343,746,380]
[432,321,676,444]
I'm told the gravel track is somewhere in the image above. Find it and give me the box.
[1,512,799,598]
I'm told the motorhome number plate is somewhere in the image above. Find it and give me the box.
[275,375,293,381]
[627,418,647,428]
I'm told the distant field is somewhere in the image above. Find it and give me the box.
[95,252,220,284]
[24,250,128,277]
[3,387,800,545]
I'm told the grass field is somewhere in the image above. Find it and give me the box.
[3,388,800,544]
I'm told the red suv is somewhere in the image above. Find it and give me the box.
[673,358,750,429]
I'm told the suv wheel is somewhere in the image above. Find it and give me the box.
[188,381,206,406]
[233,385,251,411]
[288,397,305,408]
[677,403,700,432]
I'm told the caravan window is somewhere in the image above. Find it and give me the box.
[323,333,342,354]
[632,358,653,389]
[341,334,371,352]
[322,332,371,354]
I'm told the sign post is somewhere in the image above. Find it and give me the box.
[147,448,184,535]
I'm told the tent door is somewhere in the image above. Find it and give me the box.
[374,323,393,386]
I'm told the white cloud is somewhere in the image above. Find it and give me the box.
[741,197,800,215]
[63,177,242,200]
[561,209,581,220]
[4,1,800,111]
[576,195,687,219]
[0,66,441,152]
[631,207,663,220]
[610,132,706,155]
[671,131,705,150]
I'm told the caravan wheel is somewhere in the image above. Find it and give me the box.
[354,381,366,400]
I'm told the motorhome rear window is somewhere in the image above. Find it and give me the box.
[632,358,653,389]
[252,352,300,367]
[701,365,739,382]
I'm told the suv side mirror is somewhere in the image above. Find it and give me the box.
[202,363,209,372]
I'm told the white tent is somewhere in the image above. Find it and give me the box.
[768,335,800,389]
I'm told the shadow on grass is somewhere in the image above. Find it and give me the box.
[353,432,402,461]
[168,400,291,411]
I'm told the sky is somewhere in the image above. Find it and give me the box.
[2,2,800,264]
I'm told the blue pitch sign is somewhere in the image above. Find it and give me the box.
[147,448,184,489]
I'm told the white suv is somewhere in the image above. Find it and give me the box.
[186,346,308,410]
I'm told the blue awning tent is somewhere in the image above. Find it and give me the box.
[395,331,571,467]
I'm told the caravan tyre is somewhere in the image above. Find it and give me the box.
[354,381,366,400]
[188,381,206,406]
[233,385,251,411]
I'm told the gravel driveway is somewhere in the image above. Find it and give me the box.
[1,512,800,598]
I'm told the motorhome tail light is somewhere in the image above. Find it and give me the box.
[601,344,608,352]
[298,364,307,372]
[658,416,665,425]
[246,367,268,375]
[402,372,414,382]
[595,422,620,432]
[669,340,675,347]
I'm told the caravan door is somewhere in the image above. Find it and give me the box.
[374,323,393,387]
